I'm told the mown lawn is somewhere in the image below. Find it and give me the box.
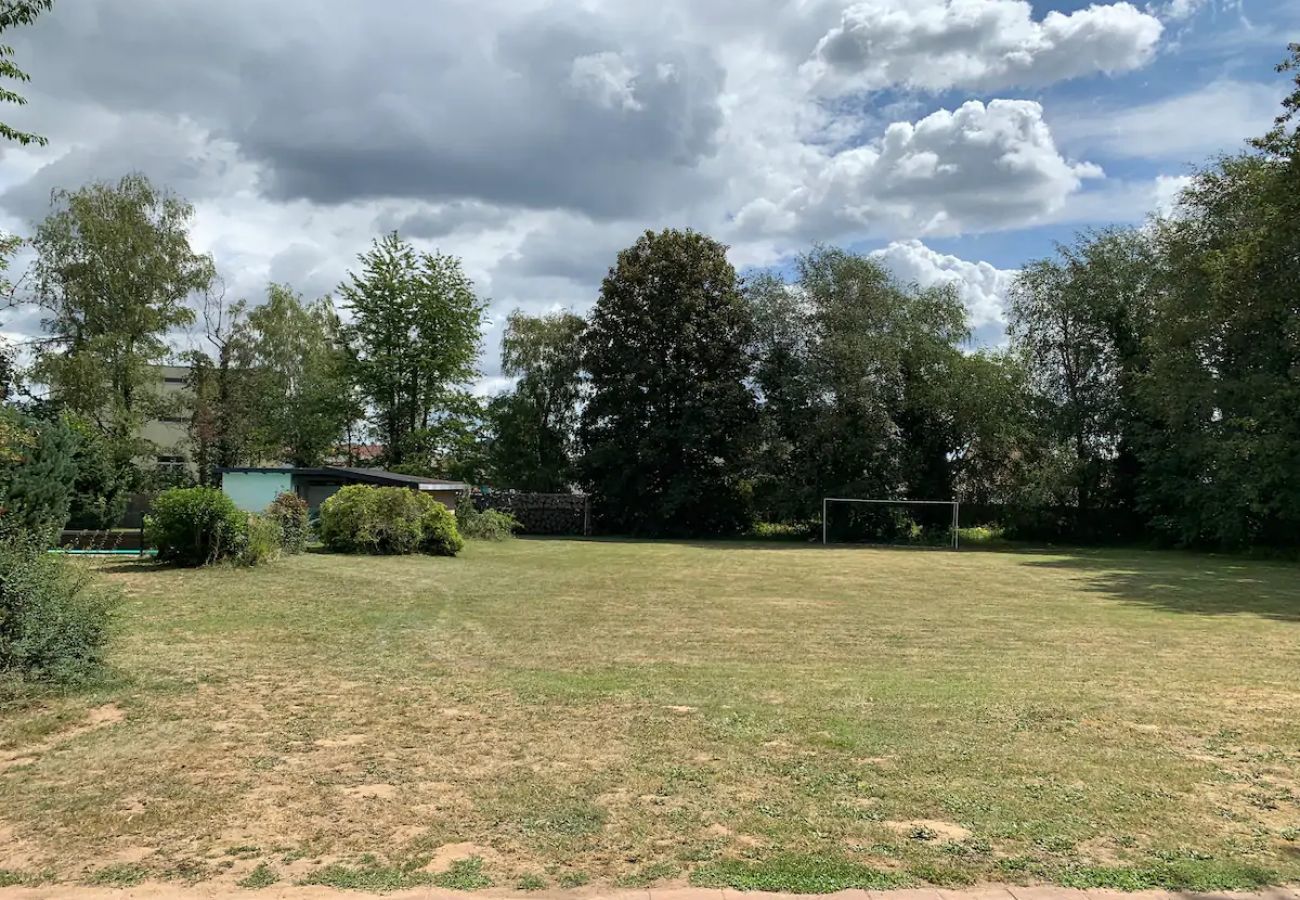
[1,539,1298,892]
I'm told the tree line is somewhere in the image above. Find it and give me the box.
[2,42,1296,550]
[487,46,1300,550]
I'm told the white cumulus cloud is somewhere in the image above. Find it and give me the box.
[733,99,1103,241]
[806,0,1163,94]
[871,239,1016,328]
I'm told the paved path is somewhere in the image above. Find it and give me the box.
[1,886,1299,900]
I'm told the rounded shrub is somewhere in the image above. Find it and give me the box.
[267,492,309,554]
[146,486,248,567]
[317,484,381,554]
[318,484,463,556]
[0,531,120,689]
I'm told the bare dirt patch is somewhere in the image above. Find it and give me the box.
[421,841,497,873]
[0,822,41,869]
[884,819,973,841]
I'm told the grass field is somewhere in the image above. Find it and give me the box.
[1,539,1298,893]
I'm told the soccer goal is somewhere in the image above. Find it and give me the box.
[822,498,961,549]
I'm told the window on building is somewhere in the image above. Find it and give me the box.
[156,455,186,474]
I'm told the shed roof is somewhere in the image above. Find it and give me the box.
[217,466,468,491]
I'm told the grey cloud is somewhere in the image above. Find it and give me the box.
[374,202,512,240]
[1,115,248,225]
[265,244,344,302]
[13,0,726,219]
[496,216,632,284]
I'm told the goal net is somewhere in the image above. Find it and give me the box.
[822,498,960,549]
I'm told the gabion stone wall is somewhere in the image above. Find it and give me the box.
[476,491,590,535]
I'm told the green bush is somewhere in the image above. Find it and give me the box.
[145,486,248,567]
[318,484,463,556]
[0,408,78,540]
[267,492,309,554]
[317,485,376,553]
[0,533,119,688]
[456,501,519,541]
[239,514,283,566]
[422,501,466,556]
[747,521,815,541]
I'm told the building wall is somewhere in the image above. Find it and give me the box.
[141,364,193,474]
[222,471,294,513]
[427,490,460,511]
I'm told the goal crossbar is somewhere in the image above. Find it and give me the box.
[822,498,960,549]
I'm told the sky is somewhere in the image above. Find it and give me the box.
[2,0,1297,391]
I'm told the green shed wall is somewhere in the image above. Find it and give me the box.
[222,472,293,513]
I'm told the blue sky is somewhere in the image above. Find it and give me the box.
[1,0,1297,385]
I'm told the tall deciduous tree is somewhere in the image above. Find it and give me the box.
[747,247,969,523]
[0,0,52,147]
[338,233,485,465]
[247,285,357,467]
[946,351,1045,506]
[1007,228,1157,515]
[185,284,256,482]
[31,174,214,464]
[487,310,586,491]
[1136,44,1300,548]
[581,229,757,536]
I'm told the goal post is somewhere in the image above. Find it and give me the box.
[822,498,961,549]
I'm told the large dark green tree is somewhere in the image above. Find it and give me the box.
[487,310,586,492]
[339,233,485,466]
[0,406,76,536]
[1135,44,1300,548]
[63,414,132,529]
[581,229,757,536]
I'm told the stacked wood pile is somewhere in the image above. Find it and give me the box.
[477,492,590,535]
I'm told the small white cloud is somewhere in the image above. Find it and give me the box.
[1153,0,1240,22]
[871,239,1016,328]
[806,0,1163,94]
